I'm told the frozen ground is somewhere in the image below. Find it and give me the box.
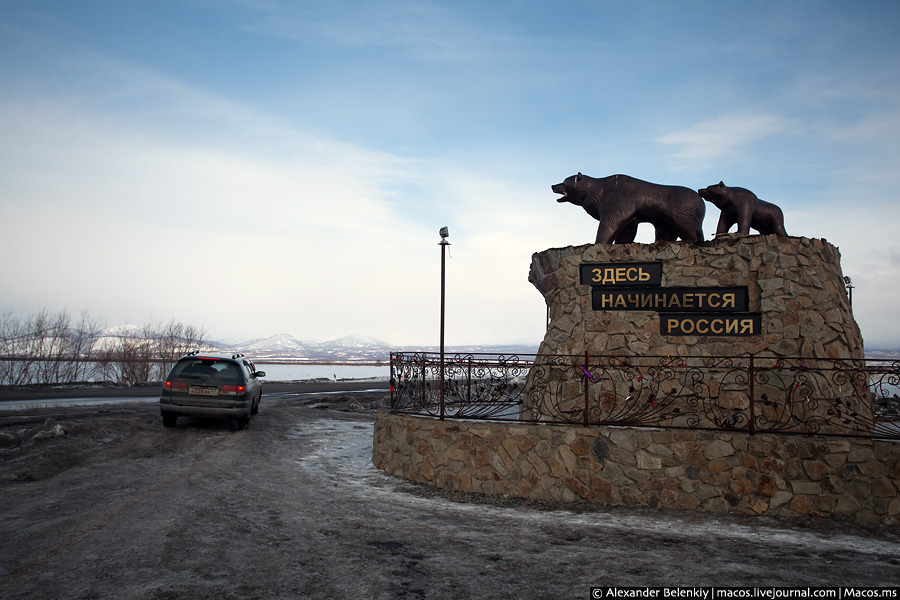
[0,392,898,599]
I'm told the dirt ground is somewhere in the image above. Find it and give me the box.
[1,391,899,599]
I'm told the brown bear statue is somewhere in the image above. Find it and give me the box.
[698,181,787,237]
[552,173,705,244]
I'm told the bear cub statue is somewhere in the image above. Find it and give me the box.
[552,173,705,245]
[698,181,787,237]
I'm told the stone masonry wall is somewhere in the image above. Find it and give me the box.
[523,235,870,435]
[528,235,863,360]
[373,413,900,525]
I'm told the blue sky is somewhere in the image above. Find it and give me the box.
[1,0,899,348]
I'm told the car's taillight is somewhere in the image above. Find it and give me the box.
[220,385,246,394]
[164,381,187,390]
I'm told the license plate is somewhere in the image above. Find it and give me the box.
[189,386,219,397]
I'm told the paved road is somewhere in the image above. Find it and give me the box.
[1,395,898,599]
[0,380,389,402]
[0,380,391,411]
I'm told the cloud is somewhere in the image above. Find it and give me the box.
[0,92,429,329]
[3,1,898,350]
[827,117,900,148]
[0,12,561,347]
[231,0,517,62]
[784,199,900,350]
[656,113,789,170]
[0,87,568,346]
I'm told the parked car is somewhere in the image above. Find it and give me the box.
[160,353,266,429]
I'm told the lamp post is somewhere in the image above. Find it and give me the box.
[439,226,450,420]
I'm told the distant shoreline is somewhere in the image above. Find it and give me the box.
[255,360,389,366]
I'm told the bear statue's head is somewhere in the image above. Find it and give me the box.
[551,172,592,206]
[697,181,731,209]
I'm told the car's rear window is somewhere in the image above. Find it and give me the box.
[170,358,243,383]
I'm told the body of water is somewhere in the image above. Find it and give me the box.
[257,363,389,382]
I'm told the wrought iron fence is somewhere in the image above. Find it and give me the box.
[389,352,900,440]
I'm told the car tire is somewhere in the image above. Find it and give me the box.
[251,394,260,415]
[162,414,178,428]
[236,415,250,430]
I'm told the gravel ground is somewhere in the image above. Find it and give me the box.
[1,391,898,599]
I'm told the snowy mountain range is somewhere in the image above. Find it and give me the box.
[36,323,900,363]
[214,333,394,361]
[213,333,538,362]
[97,326,537,362]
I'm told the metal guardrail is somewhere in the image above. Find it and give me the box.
[389,352,900,439]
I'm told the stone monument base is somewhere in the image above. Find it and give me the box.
[528,234,861,359]
[524,235,869,435]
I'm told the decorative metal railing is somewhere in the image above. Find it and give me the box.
[389,352,900,439]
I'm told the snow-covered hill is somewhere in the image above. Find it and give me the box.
[212,333,393,361]
[314,335,392,349]
[94,325,538,362]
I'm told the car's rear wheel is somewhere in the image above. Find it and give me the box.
[162,414,178,427]
[251,394,260,415]
[236,414,250,430]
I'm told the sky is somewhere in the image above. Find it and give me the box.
[1,1,899,349]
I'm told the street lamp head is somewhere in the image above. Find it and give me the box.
[439,226,450,245]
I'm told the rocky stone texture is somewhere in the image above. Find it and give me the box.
[373,237,886,523]
[527,234,862,360]
[373,414,900,525]
[523,235,870,435]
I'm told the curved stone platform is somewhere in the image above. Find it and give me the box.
[373,413,900,525]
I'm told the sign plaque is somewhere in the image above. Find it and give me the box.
[591,287,749,312]
[660,313,762,336]
[579,262,663,287]
[581,261,761,337]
